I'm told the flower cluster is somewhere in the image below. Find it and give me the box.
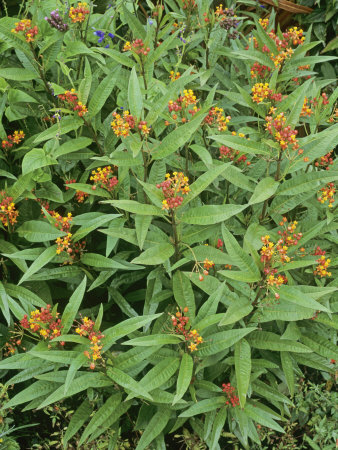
[0,194,19,228]
[313,255,331,278]
[123,39,150,56]
[169,71,181,81]
[75,317,104,369]
[166,90,200,124]
[265,268,288,288]
[69,2,90,23]
[204,107,231,131]
[111,110,136,138]
[11,19,38,42]
[222,383,240,407]
[65,179,89,203]
[182,0,197,9]
[1,130,25,151]
[90,166,118,192]
[250,62,271,79]
[20,305,63,342]
[171,308,203,352]
[55,232,86,263]
[219,145,250,166]
[51,211,72,232]
[317,183,335,208]
[315,151,334,170]
[45,10,69,32]
[217,7,239,39]
[58,89,87,117]
[251,83,275,104]
[300,97,313,117]
[93,30,114,48]
[265,111,302,153]
[157,172,190,210]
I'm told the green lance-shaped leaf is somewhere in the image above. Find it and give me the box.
[103,200,165,216]
[221,224,260,280]
[197,328,256,356]
[63,399,92,448]
[219,297,253,326]
[300,333,338,360]
[64,353,88,396]
[33,116,83,144]
[136,408,172,450]
[122,3,146,39]
[173,270,196,319]
[16,221,66,242]
[128,67,143,119]
[235,339,251,408]
[179,396,226,417]
[3,380,60,409]
[102,313,162,351]
[181,164,230,206]
[81,253,143,270]
[0,281,10,325]
[135,214,152,250]
[107,367,153,401]
[0,68,37,81]
[88,69,120,118]
[209,135,270,155]
[244,403,284,433]
[127,357,180,400]
[248,331,312,353]
[131,243,174,265]
[280,352,295,397]
[209,407,227,450]
[152,113,206,160]
[173,353,194,405]
[22,149,57,174]
[277,171,338,196]
[249,177,279,205]
[79,393,122,446]
[61,276,87,333]
[278,285,330,312]
[180,204,247,225]
[18,245,57,285]
[122,334,183,347]
[54,137,92,158]
[5,284,45,308]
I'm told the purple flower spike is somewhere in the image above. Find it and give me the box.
[108,32,114,39]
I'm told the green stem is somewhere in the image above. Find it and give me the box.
[171,210,180,262]
[275,149,283,181]
[82,118,104,155]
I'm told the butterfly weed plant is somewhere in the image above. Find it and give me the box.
[0,0,337,448]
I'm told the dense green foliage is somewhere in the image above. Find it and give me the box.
[0,0,337,448]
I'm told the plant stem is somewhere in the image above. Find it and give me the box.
[275,149,283,181]
[82,118,104,155]
[171,210,180,262]
[259,199,268,223]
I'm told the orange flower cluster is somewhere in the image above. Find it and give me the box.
[265,111,302,153]
[75,317,104,369]
[219,145,250,166]
[2,130,25,151]
[167,90,200,124]
[259,18,269,30]
[56,232,73,255]
[65,179,89,203]
[0,195,19,228]
[182,0,197,9]
[111,110,136,138]
[204,107,231,131]
[90,166,118,192]
[58,89,88,117]
[315,151,334,170]
[222,383,240,407]
[317,183,335,208]
[203,258,215,272]
[313,255,331,278]
[55,232,86,263]
[251,83,271,103]
[20,305,63,342]
[157,172,190,210]
[171,308,203,352]
[260,220,302,266]
[69,2,90,23]
[266,268,288,287]
[300,97,313,117]
[123,39,150,55]
[250,62,271,79]
[51,211,72,232]
[169,71,181,81]
[11,19,38,42]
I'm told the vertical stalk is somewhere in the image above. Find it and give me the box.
[275,149,283,181]
[171,210,180,262]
